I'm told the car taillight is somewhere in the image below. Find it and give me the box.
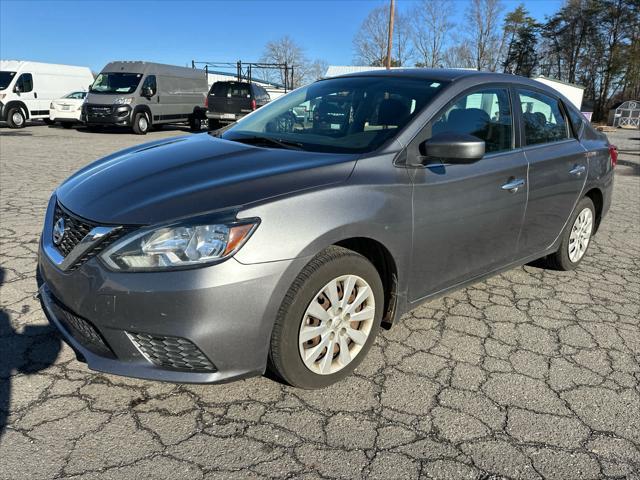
[609,144,618,168]
[205,96,208,108]
[251,99,256,111]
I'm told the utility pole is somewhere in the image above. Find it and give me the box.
[385,0,395,69]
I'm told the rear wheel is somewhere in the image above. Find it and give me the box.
[268,246,384,389]
[132,112,149,135]
[189,115,202,132]
[61,122,74,129]
[43,118,55,125]
[544,196,595,270]
[6,107,26,128]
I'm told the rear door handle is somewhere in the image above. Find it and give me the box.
[569,165,586,177]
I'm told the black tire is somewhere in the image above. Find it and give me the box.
[132,112,149,135]
[268,246,384,389]
[43,118,55,125]
[61,122,74,129]
[543,196,596,271]
[189,115,202,132]
[207,119,221,131]
[6,107,26,129]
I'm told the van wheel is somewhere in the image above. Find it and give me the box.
[62,123,74,129]
[268,246,384,389]
[189,115,202,132]
[132,112,149,135]
[7,107,26,128]
[207,119,221,131]
[543,197,595,271]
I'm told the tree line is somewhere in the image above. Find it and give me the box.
[257,0,638,122]
[353,0,639,121]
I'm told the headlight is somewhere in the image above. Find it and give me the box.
[100,220,258,271]
[114,97,132,105]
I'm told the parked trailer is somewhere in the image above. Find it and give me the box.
[83,61,208,134]
[0,60,94,128]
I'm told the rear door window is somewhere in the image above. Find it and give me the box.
[518,90,569,145]
[15,73,33,93]
[430,88,513,153]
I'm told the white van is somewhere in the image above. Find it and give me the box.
[0,60,94,128]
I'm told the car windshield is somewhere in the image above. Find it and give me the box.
[221,76,447,153]
[90,72,142,94]
[64,91,86,99]
[0,71,16,90]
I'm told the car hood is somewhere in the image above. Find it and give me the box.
[56,133,358,225]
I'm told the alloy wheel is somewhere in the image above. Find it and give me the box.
[298,274,376,375]
[568,207,593,263]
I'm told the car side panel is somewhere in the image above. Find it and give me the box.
[235,151,415,310]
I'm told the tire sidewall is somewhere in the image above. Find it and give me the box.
[274,253,384,389]
[559,197,596,269]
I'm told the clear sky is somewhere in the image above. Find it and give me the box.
[1,0,562,72]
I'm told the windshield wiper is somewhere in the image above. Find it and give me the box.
[231,135,305,151]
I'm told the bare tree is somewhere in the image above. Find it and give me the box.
[353,4,412,66]
[260,35,309,88]
[308,59,329,82]
[411,0,453,68]
[442,42,476,69]
[465,0,504,71]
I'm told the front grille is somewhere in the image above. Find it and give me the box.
[87,105,113,117]
[127,332,216,372]
[52,297,115,358]
[53,202,130,270]
[54,203,95,257]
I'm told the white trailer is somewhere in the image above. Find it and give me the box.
[533,76,584,110]
[0,60,94,128]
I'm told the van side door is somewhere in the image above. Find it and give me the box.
[515,89,587,257]
[407,86,528,302]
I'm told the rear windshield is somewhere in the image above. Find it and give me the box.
[90,72,142,94]
[210,82,251,98]
[64,91,87,99]
[0,71,16,90]
[222,76,447,154]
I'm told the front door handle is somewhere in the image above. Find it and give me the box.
[501,178,525,193]
[569,165,586,177]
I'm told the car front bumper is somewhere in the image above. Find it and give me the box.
[38,223,308,384]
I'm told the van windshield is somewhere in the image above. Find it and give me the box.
[0,71,16,90]
[222,76,447,154]
[90,72,143,94]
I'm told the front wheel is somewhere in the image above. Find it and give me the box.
[132,112,149,135]
[268,246,384,389]
[6,107,26,128]
[544,197,595,270]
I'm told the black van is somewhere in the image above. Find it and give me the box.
[206,81,270,130]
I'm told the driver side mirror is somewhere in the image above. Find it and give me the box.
[13,84,22,94]
[418,132,485,165]
[142,86,154,98]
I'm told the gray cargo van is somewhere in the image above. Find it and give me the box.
[83,61,207,134]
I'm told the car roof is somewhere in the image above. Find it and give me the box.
[324,68,574,103]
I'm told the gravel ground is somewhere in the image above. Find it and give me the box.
[1,124,639,480]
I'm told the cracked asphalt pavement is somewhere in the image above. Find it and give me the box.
[1,125,639,479]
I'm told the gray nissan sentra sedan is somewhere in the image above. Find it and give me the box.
[37,69,615,389]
